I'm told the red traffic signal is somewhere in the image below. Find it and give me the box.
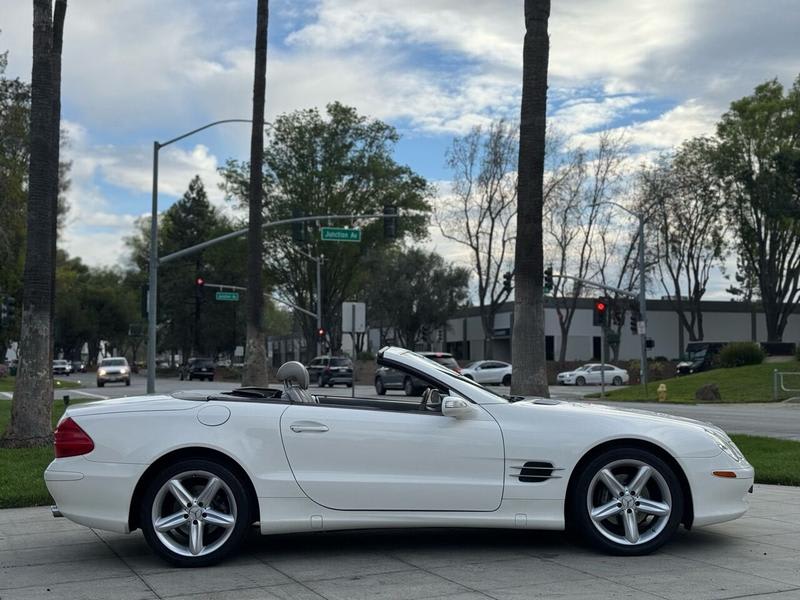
[593,297,608,326]
[317,327,326,338]
[195,277,205,287]
[595,300,606,312]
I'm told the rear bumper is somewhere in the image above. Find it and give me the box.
[45,456,144,534]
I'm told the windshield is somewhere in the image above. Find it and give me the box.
[464,361,480,369]
[330,358,351,367]
[408,351,509,402]
[101,358,127,366]
[686,349,707,361]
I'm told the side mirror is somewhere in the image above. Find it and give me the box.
[441,396,474,419]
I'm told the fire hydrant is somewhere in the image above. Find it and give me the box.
[657,383,667,402]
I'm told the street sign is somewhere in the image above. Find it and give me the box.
[215,291,240,302]
[342,301,366,333]
[321,227,361,242]
[637,320,646,335]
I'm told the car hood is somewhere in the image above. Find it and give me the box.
[513,397,721,434]
[64,394,200,419]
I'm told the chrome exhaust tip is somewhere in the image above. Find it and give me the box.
[51,505,63,518]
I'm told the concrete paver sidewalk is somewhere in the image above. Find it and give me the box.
[2,484,800,599]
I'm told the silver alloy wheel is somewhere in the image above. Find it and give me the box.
[151,470,238,557]
[586,459,672,546]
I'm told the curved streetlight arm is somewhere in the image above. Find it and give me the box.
[158,119,253,149]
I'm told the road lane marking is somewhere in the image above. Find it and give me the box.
[69,390,109,400]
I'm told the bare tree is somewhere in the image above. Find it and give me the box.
[643,138,727,341]
[545,131,628,361]
[242,0,269,386]
[2,0,67,448]
[512,0,550,396]
[437,120,517,359]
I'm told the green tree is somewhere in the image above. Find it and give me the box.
[512,0,550,396]
[220,102,432,360]
[362,247,470,349]
[716,77,800,341]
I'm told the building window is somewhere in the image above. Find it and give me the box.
[545,336,554,361]
[592,337,601,360]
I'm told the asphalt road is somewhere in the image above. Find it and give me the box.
[5,374,799,441]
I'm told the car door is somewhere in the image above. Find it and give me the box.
[588,366,603,384]
[280,401,505,511]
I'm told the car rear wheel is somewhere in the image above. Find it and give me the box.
[502,374,511,386]
[317,374,324,387]
[403,377,416,396]
[569,448,683,556]
[140,459,251,567]
[612,376,623,386]
[97,380,104,387]
[375,377,386,395]
[576,376,586,386]
[125,378,131,386]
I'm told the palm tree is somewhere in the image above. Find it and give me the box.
[242,0,270,386]
[2,0,67,448]
[511,0,550,397]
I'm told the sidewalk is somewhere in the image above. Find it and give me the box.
[2,484,800,599]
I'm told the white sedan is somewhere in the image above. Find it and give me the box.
[460,360,512,386]
[558,363,630,386]
[46,346,753,567]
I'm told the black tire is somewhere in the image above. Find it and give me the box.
[346,382,352,388]
[180,373,184,381]
[502,374,511,386]
[403,377,415,397]
[612,376,623,386]
[375,377,386,395]
[568,447,684,556]
[139,458,251,567]
[576,376,586,386]
[125,378,131,386]
[97,380,104,388]
[317,374,324,387]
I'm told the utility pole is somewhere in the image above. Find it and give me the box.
[637,214,648,394]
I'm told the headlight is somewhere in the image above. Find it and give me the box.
[98,369,106,376]
[704,428,744,463]
[120,367,128,374]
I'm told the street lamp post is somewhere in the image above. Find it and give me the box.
[147,119,252,394]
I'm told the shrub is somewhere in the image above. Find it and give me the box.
[356,350,375,361]
[718,342,765,368]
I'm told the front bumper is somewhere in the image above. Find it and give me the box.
[98,372,128,382]
[679,454,755,527]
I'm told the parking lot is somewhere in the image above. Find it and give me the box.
[1,484,800,600]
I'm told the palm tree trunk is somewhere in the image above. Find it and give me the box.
[242,0,270,387]
[511,0,550,397]
[2,0,67,448]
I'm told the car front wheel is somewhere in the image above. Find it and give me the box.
[570,448,683,556]
[140,459,251,567]
[375,378,386,395]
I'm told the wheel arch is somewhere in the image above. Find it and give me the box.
[128,446,260,532]
[564,438,694,529]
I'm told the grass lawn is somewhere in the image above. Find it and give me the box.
[0,376,81,393]
[731,435,800,487]
[0,396,89,509]
[592,361,800,403]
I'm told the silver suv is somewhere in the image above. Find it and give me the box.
[97,357,131,387]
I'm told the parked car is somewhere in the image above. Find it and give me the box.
[676,342,725,375]
[96,357,131,387]
[307,356,353,387]
[53,359,73,376]
[71,361,86,373]
[460,360,512,386]
[375,351,460,396]
[557,363,629,386]
[46,346,753,567]
[180,358,216,382]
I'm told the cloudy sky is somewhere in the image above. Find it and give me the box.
[1,0,798,296]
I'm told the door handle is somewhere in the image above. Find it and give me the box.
[290,422,329,433]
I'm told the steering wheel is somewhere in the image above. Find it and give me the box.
[419,387,442,412]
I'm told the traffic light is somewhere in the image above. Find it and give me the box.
[593,297,608,326]
[629,301,641,334]
[502,271,513,294]
[195,276,205,301]
[543,267,554,294]
[383,205,398,239]
[317,327,326,339]
[646,338,655,350]
[291,208,306,243]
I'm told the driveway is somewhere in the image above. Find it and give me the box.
[2,484,800,599]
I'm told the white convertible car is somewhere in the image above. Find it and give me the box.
[46,347,753,567]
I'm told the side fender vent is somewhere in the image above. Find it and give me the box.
[512,461,560,483]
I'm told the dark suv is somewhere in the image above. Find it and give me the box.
[180,358,216,382]
[307,356,353,387]
[375,351,460,396]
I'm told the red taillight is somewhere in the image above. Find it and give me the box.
[54,417,94,458]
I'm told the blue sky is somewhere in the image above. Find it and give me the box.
[2,0,799,297]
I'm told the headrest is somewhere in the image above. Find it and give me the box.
[276,361,309,390]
